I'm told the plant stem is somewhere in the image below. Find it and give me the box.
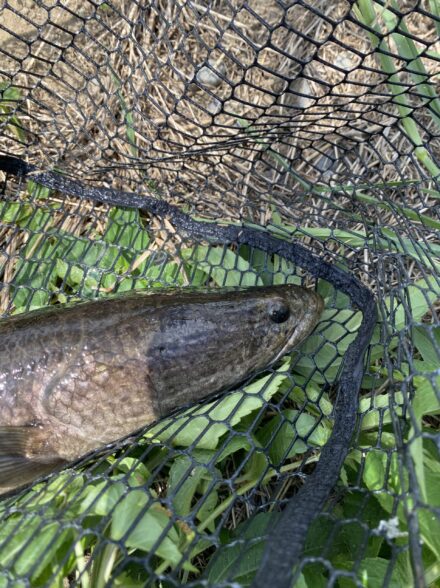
[74,540,90,588]
[90,543,119,588]
[197,455,320,534]
[354,0,440,177]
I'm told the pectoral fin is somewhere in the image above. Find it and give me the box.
[0,425,66,492]
[0,456,66,489]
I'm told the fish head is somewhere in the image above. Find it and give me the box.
[144,283,324,416]
[234,284,324,369]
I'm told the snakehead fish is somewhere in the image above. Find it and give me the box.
[0,285,323,493]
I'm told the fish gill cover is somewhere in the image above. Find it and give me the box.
[0,1,438,587]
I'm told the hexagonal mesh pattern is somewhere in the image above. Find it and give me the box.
[0,1,439,587]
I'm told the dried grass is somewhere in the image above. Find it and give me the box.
[1,0,439,303]
[0,2,438,569]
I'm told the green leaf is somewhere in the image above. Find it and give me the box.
[205,512,279,585]
[168,456,210,517]
[358,391,400,432]
[378,227,440,272]
[27,180,52,200]
[77,480,126,517]
[408,374,440,503]
[416,503,440,563]
[294,308,362,384]
[0,515,72,581]
[0,82,26,141]
[0,576,26,588]
[0,201,33,225]
[111,490,182,566]
[305,515,373,564]
[272,254,302,286]
[412,376,440,422]
[148,360,290,450]
[338,492,387,557]
[257,409,331,466]
[181,245,264,287]
[143,259,183,287]
[339,557,409,588]
[301,564,328,588]
[412,326,440,365]
[113,457,151,486]
[362,450,400,514]
[238,244,274,285]
[104,208,149,253]
[386,277,440,331]
[215,434,251,462]
[287,378,334,417]
[317,278,351,310]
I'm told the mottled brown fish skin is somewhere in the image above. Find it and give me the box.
[0,285,323,493]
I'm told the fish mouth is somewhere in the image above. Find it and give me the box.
[272,290,324,365]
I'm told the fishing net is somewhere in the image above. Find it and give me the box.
[0,1,439,586]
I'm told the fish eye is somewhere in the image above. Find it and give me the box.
[268,300,290,323]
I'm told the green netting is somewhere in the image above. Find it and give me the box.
[0,1,439,587]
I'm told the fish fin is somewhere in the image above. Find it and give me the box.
[0,456,65,490]
[0,425,37,455]
[0,425,66,491]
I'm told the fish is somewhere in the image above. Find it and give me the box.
[0,284,323,494]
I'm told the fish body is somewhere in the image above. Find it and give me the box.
[0,285,323,493]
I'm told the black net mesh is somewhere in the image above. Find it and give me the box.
[0,1,439,587]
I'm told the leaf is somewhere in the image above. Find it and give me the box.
[114,457,151,486]
[317,278,351,310]
[238,244,274,285]
[77,480,126,517]
[168,456,210,517]
[10,231,65,311]
[110,490,182,566]
[408,372,440,502]
[295,276,439,385]
[272,255,302,286]
[362,450,399,514]
[292,227,368,248]
[215,434,251,462]
[0,201,33,225]
[148,360,290,450]
[0,515,72,581]
[55,259,85,286]
[293,308,362,384]
[412,326,440,366]
[27,180,52,200]
[143,259,183,287]
[338,557,409,588]
[339,491,387,557]
[0,577,26,588]
[305,514,377,563]
[360,445,440,561]
[205,512,280,585]
[417,506,440,566]
[111,571,149,587]
[358,392,398,432]
[257,409,331,466]
[243,444,270,482]
[287,378,334,417]
[181,245,264,287]
[0,83,26,141]
[423,465,440,508]
[193,485,219,528]
[301,564,328,588]
[104,208,149,254]
[385,277,440,331]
